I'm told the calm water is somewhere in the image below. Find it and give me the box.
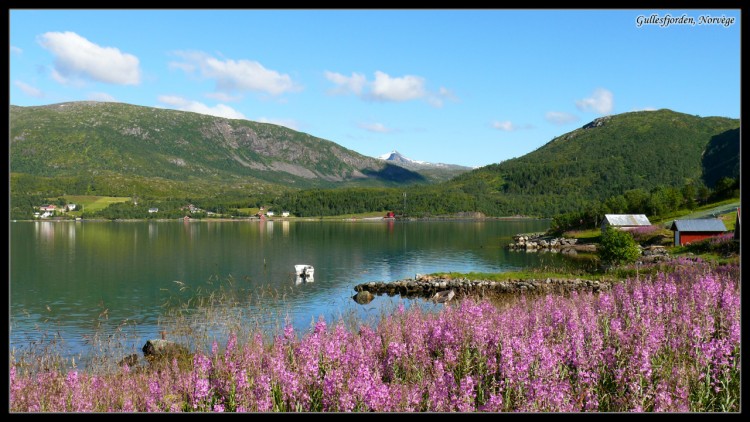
[10,219,585,359]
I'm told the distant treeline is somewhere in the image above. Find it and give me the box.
[12,175,737,224]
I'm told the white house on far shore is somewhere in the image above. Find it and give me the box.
[148,207,159,213]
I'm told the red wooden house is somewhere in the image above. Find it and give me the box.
[670,218,727,246]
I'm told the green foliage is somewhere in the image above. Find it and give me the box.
[599,227,641,265]
[701,128,739,188]
[682,183,697,210]
[711,176,739,202]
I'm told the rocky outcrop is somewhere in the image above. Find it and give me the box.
[118,353,139,368]
[507,233,594,254]
[353,274,611,302]
[638,245,670,263]
[352,290,375,304]
[142,339,189,361]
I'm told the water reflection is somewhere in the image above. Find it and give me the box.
[11,219,587,359]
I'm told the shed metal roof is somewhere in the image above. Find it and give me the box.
[670,219,727,232]
[603,214,651,226]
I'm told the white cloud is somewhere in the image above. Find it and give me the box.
[11,45,23,55]
[158,95,246,120]
[370,71,426,102]
[255,117,299,130]
[428,86,459,107]
[575,88,614,114]
[14,80,44,98]
[545,111,579,125]
[37,31,141,85]
[324,71,367,95]
[171,51,299,96]
[87,92,116,102]
[358,122,393,133]
[325,70,454,107]
[492,120,516,131]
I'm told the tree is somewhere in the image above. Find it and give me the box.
[682,183,697,210]
[599,227,641,266]
[697,184,711,205]
[713,176,739,200]
[624,189,649,214]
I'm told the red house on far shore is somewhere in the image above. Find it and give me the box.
[670,218,727,246]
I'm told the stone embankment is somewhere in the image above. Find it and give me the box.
[507,233,597,254]
[638,245,670,263]
[353,273,611,303]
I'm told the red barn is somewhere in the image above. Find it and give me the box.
[670,218,727,246]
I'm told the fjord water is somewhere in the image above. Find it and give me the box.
[10,219,583,359]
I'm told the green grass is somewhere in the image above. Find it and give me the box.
[562,229,601,243]
[236,207,260,216]
[63,195,131,214]
[429,270,608,282]
[651,198,740,225]
[315,211,391,220]
[720,212,737,231]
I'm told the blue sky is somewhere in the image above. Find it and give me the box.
[10,9,740,168]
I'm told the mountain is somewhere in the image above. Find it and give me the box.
[433,109,740,216]
[10,102,428,198]
[376,150,472,182]
[272,109,739,219]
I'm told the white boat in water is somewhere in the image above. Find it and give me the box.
[295,265,314,281]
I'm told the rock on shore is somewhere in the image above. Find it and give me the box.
[353,273,610,302]
[507,233,596,254]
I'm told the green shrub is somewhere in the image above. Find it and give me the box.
[599,227,641,265]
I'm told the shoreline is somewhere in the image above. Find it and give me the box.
[12,215,550,223]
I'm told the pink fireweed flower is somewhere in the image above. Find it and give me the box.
[7,263,739,413]
[453,375,476,412]
[193,378,211,407]
[193,353,212,374]
[479,393,504,412]
[65,370,79,390]
[225,333,237,358]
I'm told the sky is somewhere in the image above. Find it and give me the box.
[9,9,741,168]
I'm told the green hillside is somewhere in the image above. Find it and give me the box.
[435,109,739,216]
[9,101,427,198]
[9,105,740,220]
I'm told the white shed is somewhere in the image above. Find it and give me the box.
[601,214,651,233]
